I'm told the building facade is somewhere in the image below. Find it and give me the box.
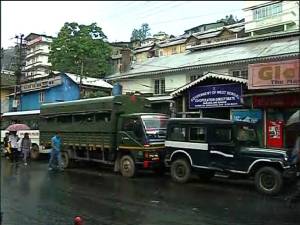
[9,71,113,112]
[23,33,53,80]
[243,1,300,36]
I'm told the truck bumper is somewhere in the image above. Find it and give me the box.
[136,159,163,169]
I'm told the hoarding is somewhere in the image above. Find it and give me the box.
[267,120,284,149]
[248,59,300,89]
[189,83,242,109]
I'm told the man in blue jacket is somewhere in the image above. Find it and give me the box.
[48,131,63,171]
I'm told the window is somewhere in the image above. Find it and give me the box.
[253,2,282,20]
[57,115,72,123]
[169,127,186,141]
[189,127,206,142]
[73,113,94,123]
[211,127,232,143]
[232,70,248,79]
[39,91,45,103]
[190,74,202,82]
[95,113,111,122]
[171,47,177,54]
[154,79,165,95]
[159,51,163,56]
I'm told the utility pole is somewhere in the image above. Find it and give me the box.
[14,34,25,111]
[80,60,84,98]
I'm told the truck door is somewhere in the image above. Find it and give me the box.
[119,117,144,148]
[208,126,237,170]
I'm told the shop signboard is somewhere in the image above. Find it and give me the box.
[232,109,262,123]
[189,83,242,109]
[267,120,284,149]
[248,59,300,89]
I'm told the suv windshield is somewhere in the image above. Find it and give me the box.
[236,124,259,147]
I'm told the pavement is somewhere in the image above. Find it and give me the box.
[1,158,300,225]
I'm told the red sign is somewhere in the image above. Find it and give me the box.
[267,120,284,149]
[253,93,300,108]
[248,59,300,89]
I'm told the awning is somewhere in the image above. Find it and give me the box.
[170,72,247,97]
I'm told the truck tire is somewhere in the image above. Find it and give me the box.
[120,155,136,178]
[61,151,70,169]
[254,166,283,195]
[171,158,191,183]
[30,144,40,160]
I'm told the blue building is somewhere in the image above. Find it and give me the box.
[9,71,113,112]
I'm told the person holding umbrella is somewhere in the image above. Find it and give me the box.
[8,131,20,163]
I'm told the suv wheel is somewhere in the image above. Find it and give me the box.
[171,158,191,183]
[254,166,283,195]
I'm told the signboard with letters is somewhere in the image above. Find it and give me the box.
[21,76,62,92]
[189,83,242,109]
[248,59,300,89]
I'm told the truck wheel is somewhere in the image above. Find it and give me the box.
[61,151,70,169]
[254,166,283,195]
[198,170,215,181]
[171,158,191,183]
[120,155,136,178]
[30,144,40,160]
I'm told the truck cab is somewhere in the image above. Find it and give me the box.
[117,113,168,177]
[165,118,298,195]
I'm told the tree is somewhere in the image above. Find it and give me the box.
[49,22,112,78]
[130,23,151,41]
[217,14,239,25]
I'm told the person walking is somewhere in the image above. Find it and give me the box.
[286,135,300,207]
[8,131,20,163]
[48,131,63,171]
[3,133,10,159]
[20,133,31,166]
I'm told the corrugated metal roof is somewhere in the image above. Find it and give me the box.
[158,38,187,48]
[107,35,299,80]
[52,71,113,89]
[170,72,247,97]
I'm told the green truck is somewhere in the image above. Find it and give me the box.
[40,95,169,177]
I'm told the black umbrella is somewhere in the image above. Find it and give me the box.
[286,110,300,128]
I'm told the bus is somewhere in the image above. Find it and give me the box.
[1,110,50,159]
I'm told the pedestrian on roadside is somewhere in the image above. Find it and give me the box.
[3,132,10,159]
[8,131,20,163]
[20,133,31,166]
[48,131,63,171]
[286,135,300,207]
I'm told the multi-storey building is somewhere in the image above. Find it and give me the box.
[23,33,53,80]
[243,1,300,36]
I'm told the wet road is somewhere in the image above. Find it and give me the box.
[1,158,300,225]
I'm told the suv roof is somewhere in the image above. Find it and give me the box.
[167,118,253,126]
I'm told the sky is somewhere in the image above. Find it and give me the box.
[1,1,245,48]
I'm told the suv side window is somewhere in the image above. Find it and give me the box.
[169,126,186,141]
[211,127,232,143]
[189,127,206,142]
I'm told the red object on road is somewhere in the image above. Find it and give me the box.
[74,216,83,225]
[6,123,30,131]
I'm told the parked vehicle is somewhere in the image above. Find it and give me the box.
[164,118,298,195]
[0,110,46,159]
[40,95,169,177]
